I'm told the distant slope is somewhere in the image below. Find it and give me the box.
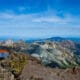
[25,40,80,68]
[66,37,80,42]
[45,37,66,42]
[26,37,66,43]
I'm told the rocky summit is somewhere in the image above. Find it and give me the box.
[0,37,80,80]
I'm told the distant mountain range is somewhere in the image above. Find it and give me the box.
[0,37,80,68]
[25,41,80,68]
[0,37,80,80]
[0,36,80,43]
[26,37,80,43]
[22,37,80,68]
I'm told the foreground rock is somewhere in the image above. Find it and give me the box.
[0,65,14,80]
[20,55,80,80]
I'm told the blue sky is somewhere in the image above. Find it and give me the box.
[0,0,80,39]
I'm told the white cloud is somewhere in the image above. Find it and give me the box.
[0,12,35,24]
[0,10,80,38]
[0,10,80,26]
[33,13,79,24]
[33,17,67,24]
[18,7,26,12]
[0,13,15,19]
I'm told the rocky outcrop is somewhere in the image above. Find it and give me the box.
[26,41,80,68]
[0,65,14,80]
[20,56,80,80]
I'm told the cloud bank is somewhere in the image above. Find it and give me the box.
[0,0,80,38]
